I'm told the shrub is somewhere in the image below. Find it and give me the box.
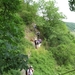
[50,43,75,66]
[3,69,21,75]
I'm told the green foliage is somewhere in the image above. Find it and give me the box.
[0,14,27,73]
[0,0,21,14]
[28,48,58,75]
[68,0,75,11]
[1,0,75,75]
[25,40,75,75]
[50,43,75,66]
[19,0,38,25]
[0,0,28,74]
[3,69,21,75]
[24,1,75,75]
[35,0,68,47]
[31,0,75,69]
[21,11,33,24]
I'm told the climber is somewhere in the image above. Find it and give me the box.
[34,37,38,49]
[37,39,42,48]
[36,31,40,39]
[26,66,34,75]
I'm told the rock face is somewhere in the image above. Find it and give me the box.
[21,69,26,75]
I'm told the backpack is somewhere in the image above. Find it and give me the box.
[39,39,42,43]
[36,40,39,45]
[26,70,27,75]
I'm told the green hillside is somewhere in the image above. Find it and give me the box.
[25,26,58,75]
[25,25,75,75]
[1,0,75,75]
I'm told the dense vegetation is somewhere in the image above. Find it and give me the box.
[0,0,75,75]
[0,0,28,74]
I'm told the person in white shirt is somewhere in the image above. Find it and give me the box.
[27,66,34,75]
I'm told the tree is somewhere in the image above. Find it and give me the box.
[35,0,75,66]
[0,0,28,74]
[19,0,38,25]
[68,0,75,11]
[36,0,67,46]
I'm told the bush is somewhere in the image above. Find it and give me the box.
[3,69,21,75]
[50,43,75,66]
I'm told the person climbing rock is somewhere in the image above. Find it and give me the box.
[38,39,42,43]
[36,31,40,39]
[37,39,42,48]
[26,66,34,75]
[34,37,38,49]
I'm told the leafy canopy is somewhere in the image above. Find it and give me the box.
[0,0,28,74]
[68,0,75,11]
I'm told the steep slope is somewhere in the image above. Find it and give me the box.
[24,26,59,75]
[25,25,75,75]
